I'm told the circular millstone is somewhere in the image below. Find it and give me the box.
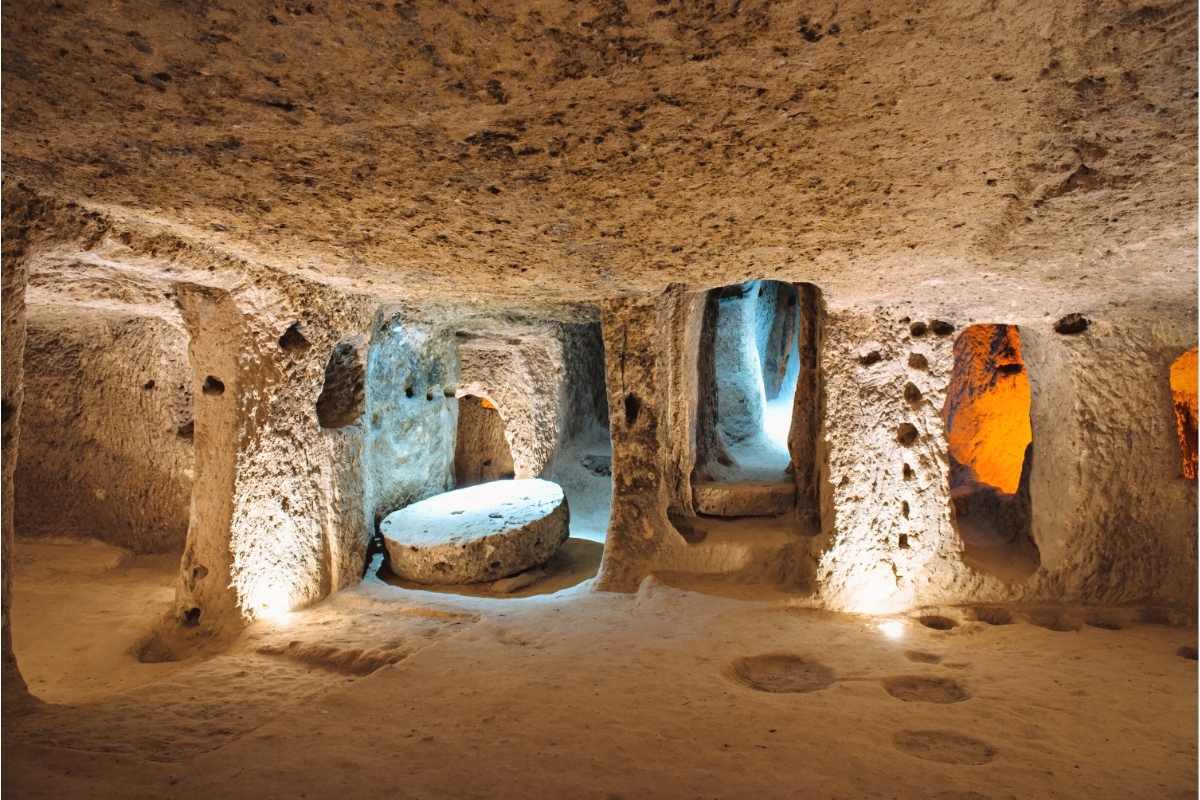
[381,479,570,585]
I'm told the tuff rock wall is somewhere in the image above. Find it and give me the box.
[456,320,608,480]
[15,304,193,552]
[1023,320,1198,605]
[174,280,376,628]
[597,289,1198,612]
[363,308,459,539]
[2,193,32,709]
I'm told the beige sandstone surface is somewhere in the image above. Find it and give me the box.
[0,0,1196,797]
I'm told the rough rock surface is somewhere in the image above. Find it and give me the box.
[0,0,1196,705]
[456,320,607,479]
[693,480,796,518]
[454,395,516,487]
[2,192,33,709]
[315,335,367,429]
[16,302,193,552]
[817,308,1197,612]
[362,309,458,538]
[1,1,1195,320]
[173,277,377,627]
[381,478,569,584]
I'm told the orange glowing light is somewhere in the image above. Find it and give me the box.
[942,325,1032,494]
[479,397,497,411]
[1170,346,1197,480]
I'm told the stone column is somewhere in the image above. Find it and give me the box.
[173,284,244,628]
[595,293,675,590]
[815,306,967,613]
[174,281,374,629]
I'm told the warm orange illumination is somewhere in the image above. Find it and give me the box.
[942,325,1032,494]
[1170,346,1198,480]
[479,397,497,411]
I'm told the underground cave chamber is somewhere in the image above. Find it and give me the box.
[941,323,1039,582]
[3,4,1200,794]
[366,319,612,595]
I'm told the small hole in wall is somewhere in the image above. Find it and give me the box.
[624,393,641,426]
[908,353,928,370]
[902,463,914,480]
[904,382,922,406]
[1054,313,1090,335]
[176,420,194,440]
[316,337,365,429]
[278,322,311,352]
[426,390,435,401]
[897,423,919,446]
[182,607,201,627]
[143,380,156,390]
[405,386,415,399]
[202,376,225,396]
[898,533,909,549]
[910,321,928,337]
[901,501,910,518]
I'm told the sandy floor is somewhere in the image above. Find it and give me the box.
[9,537,188,703]
[4,535,1197,799]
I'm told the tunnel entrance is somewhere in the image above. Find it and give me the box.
[693,280,803,518]
[1170,346,1197,480]
[454,395,516,487]
[941,324,1039,582]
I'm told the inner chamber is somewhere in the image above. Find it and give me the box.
[1170,346,1198,480]
[694,280,801,518]
[941,324,1039,582]
[454,395,515,487]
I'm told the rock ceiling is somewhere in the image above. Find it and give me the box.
[3,0,1196,317]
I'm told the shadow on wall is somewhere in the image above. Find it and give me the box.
[941,324,1040,582]
[1170,346,1198,480]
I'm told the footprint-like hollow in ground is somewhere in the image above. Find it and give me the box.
[1085,615,1123,631]
[1026,609,1080,632]
[883,675,970,703]
[728,654,836,693]
[972,606,1014,625]
[905,650,942,664]
[893,729,997,765]
[918,615,958,631]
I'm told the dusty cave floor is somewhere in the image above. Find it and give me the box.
[4,536,1198,800]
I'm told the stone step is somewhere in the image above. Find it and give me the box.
[660,516,807,585]
[693,479,797,517]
